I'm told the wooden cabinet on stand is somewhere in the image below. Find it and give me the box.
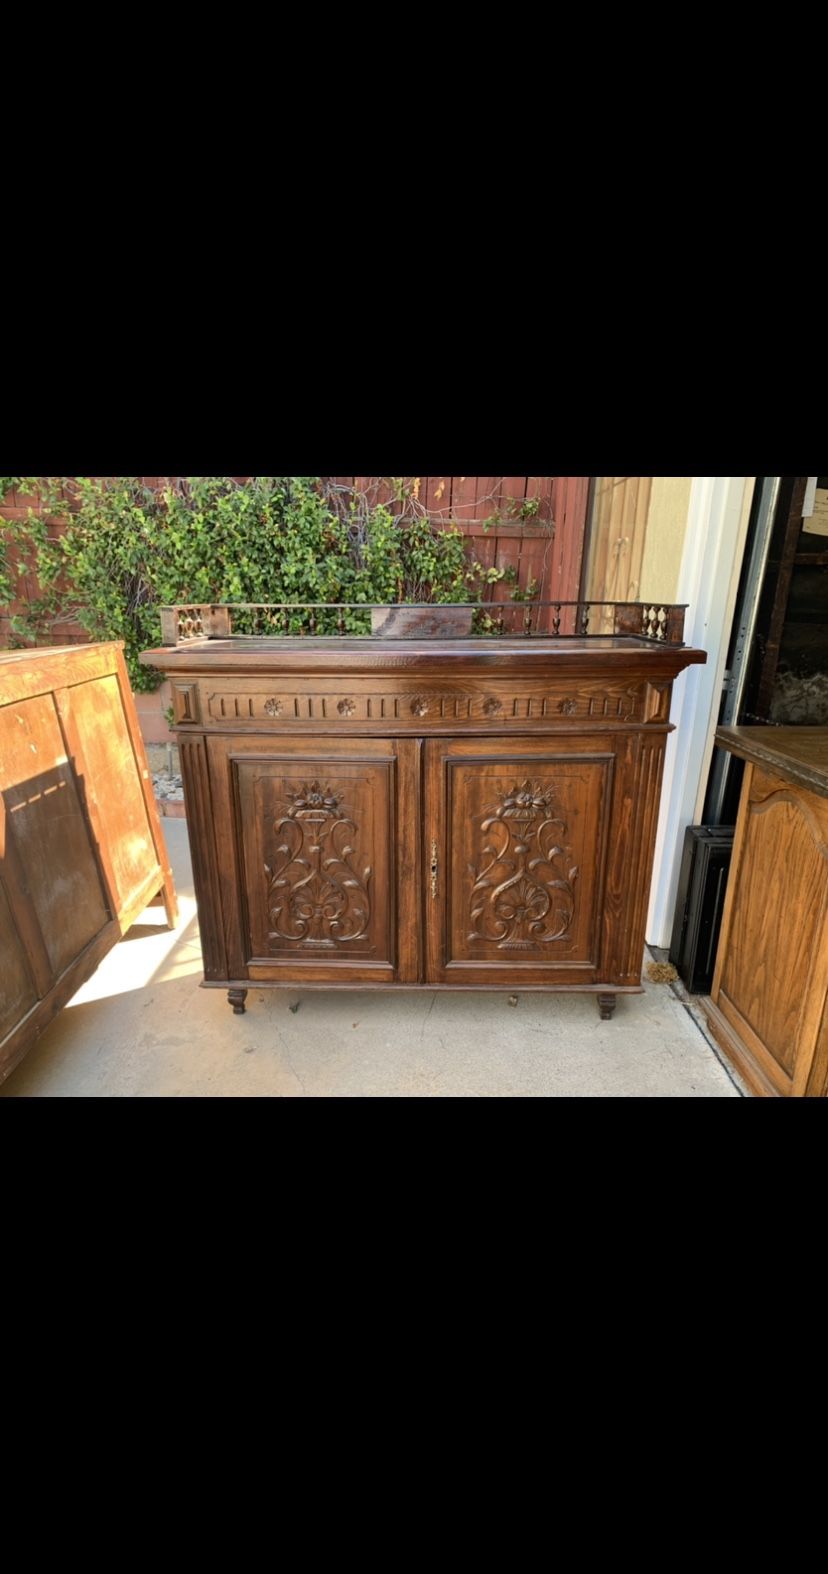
[141,602,705,1021]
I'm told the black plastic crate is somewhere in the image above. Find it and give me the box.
[669,825,735,994]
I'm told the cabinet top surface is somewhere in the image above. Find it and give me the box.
[0,643,113,665]
[716,725,828,798]
[140,635,707,677]
[0,643,125,707]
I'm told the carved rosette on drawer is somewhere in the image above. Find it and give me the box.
[264,780,371,948]
[204,683,646,725]
[469,780,579,949]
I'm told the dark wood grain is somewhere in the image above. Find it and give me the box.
[396,738,423,984]
[370,606,473,637]
[187,673,658,735]
[178,736,228,980]
[203,735,404,986]
[140,636,705,680]
[425,736,614,986]
[715,726,828,800]
[236,757,395,968]
[144,633,705,1022]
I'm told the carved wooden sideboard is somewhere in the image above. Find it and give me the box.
[141,604,705,1020]
[705,726,828,1096]
[1,642,178,1082]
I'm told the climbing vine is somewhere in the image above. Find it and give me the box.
[0,477,524,689]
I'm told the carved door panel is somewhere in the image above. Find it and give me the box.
[425,737,615,985]
[207,736,418,983]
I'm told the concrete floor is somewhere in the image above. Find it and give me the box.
[1,821,745,1098]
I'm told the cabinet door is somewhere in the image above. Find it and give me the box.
[425,737,615,985]
[710,764,828,1097]
[204,736,419,984]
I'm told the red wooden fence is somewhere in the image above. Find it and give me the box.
[328,477,589,628]
[0,482,84,647]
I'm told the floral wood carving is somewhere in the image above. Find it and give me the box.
[468,780,579,948]
[263,697,283,716]
[264,780,371,947]
[337,697,357,716]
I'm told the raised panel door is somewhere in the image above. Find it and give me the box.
[204,735,420,985]
[425,736,615,986]
[711,764,828,1096]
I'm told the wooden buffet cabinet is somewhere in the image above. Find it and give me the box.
[705,726,828,1097]
[141,605,705,1020]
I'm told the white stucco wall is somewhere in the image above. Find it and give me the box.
[638,477,693,603]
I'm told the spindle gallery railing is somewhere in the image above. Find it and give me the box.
[159,601,688,646]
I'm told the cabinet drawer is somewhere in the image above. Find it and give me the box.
[185,674,664,732]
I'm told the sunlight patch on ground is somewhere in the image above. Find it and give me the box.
[152,931,204,986]
[67,893,200,1006]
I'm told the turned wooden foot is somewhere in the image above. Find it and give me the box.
[598,993,616,1021]
[228,989,248,1015]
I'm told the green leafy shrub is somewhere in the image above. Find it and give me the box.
[0,476,519,689]
[0,477,39,605]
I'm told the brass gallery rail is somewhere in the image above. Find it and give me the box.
[160,601,689,645]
